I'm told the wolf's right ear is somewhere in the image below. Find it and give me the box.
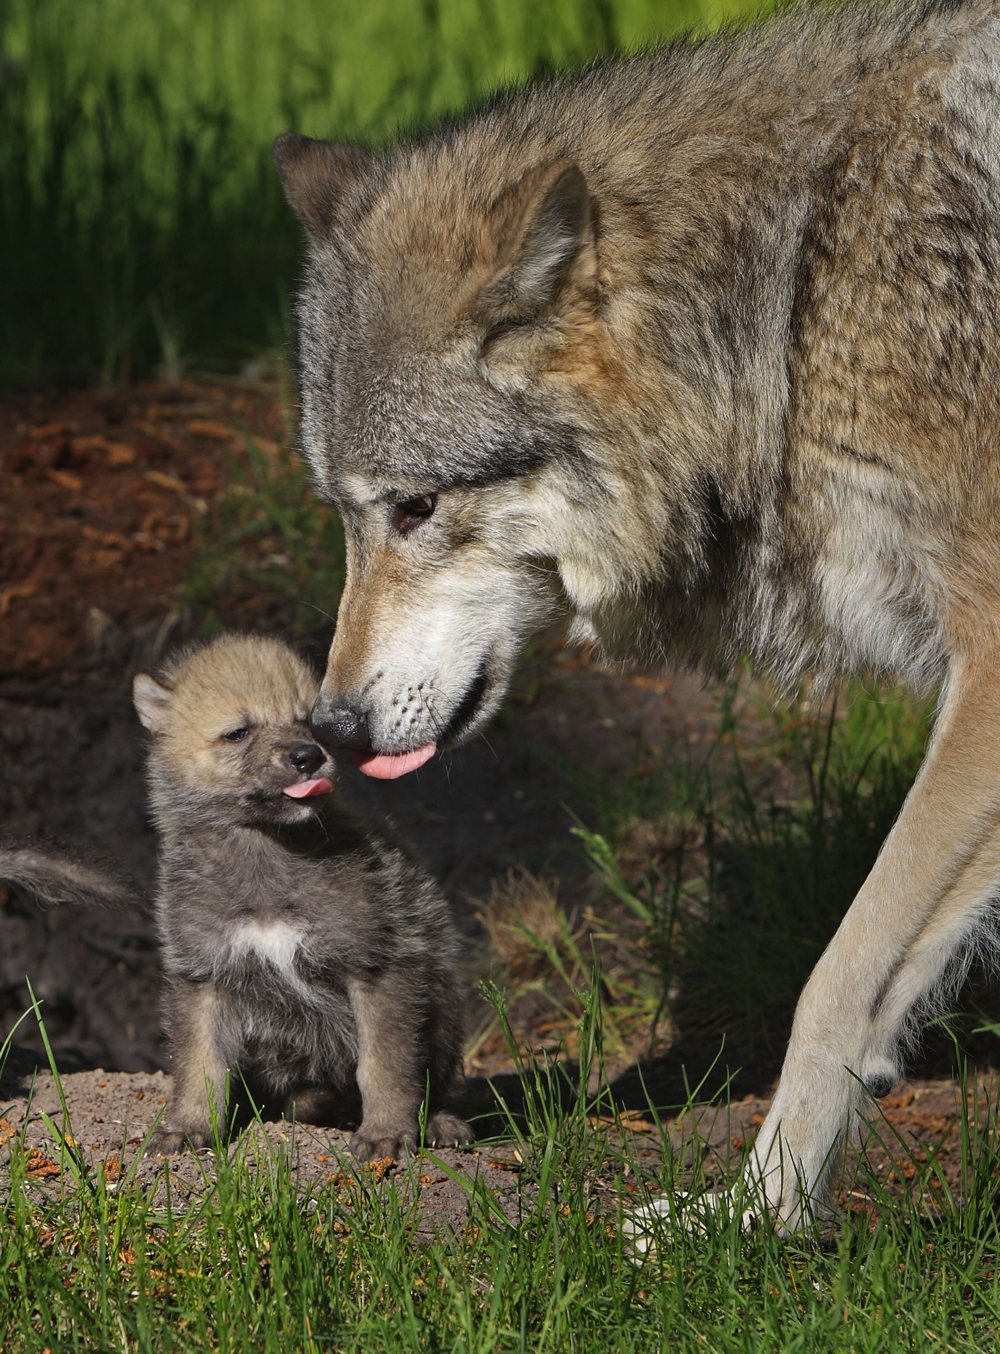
[272,134,375,239]
[133,674,173,733]
[480,159,595,323]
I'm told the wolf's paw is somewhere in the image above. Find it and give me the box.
[425,1111,474,1148]
[621,1191,735,1253]
[624,1189,769,1256]
[144,1126,211,1157]
[347,1127,416,1162]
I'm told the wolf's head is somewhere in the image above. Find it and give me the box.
[134,634,336,825]
[274,127,673,778]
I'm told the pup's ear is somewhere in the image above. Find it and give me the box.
[272,133,375,239]
[133,674,173,733]
[481,159,594,323]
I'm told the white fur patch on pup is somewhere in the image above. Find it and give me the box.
[227,918,311,996]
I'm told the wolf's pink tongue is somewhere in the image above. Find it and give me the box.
[351,743,437,780]
[283,778,334,799]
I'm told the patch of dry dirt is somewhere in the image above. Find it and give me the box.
[0,379,295,677]
[0,1063,527,1235]
[1,1065,990,1229]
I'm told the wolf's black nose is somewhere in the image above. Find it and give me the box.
[310,701,371,752]
[289,743,326,775]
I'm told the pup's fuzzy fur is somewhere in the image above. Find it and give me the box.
[133,633,471,1158]
[275,0,1000,1223]
[0,844,134,910]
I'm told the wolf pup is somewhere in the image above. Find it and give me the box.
[132,633,472,1159]
[274,0,1000,1224]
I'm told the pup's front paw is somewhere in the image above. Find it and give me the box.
[425,1111,474,1148]
[348,1127,416,1162]
[145,1126,212,1157]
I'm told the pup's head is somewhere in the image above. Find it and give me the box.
[274,130,669,780]
[133,634,335,826]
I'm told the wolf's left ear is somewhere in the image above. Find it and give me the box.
[273,134,375,239]
[133,674,173,733]
[482,159,594,322]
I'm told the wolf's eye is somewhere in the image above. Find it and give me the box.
[392,493,437,534]
[223,728,250,743]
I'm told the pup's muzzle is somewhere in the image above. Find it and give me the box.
[309,697,371,752]
[288,742,327,775]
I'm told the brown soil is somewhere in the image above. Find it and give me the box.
[1,1064,990,1231]
[0,1064,526,1235]
[0,379,304,677]
[0,378,993,1225]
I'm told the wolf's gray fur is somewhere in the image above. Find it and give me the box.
[135,634,471,1159]
[275,0,1000,1223]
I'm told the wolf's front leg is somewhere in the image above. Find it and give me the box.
[346,970,444,1160]
[747,658,1000,1228]
[147,978,230,1156]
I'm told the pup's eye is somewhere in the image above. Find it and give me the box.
[223,728,250,743]
[392,493,437,534]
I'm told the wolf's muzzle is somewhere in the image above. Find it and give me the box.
[309,700,371,752]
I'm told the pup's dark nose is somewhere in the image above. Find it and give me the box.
[309,699,371,752]
[289,743,326,775]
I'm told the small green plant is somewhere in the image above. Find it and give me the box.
[184,432,345,637]
[472,869,673,1069]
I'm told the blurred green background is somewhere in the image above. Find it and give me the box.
[1,0,762,390]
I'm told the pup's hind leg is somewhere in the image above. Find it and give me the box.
[745,658,1000,1229]
[147,979,231,1156]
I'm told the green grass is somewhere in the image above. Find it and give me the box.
[4,989,1000,1351]
[1,0,767,388]
[183,429,346,639]
[565,679,937,1073]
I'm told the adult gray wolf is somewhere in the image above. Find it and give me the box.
[3,635,472,1160]
[274,0,1000,1226]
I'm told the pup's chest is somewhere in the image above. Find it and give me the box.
[209,914,340,1001]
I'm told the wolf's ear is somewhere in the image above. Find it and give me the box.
[482,159,594,322]
[272,134,374,238]
[133,674,173,733]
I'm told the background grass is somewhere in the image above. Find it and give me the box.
[582,681,936,1070]
[475,677,957,1090]
[2,0,765,388]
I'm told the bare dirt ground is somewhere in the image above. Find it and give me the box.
[1,377,995,1221]
[2,1063,991,1228]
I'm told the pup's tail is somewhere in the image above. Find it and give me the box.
[0,846,138,909]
